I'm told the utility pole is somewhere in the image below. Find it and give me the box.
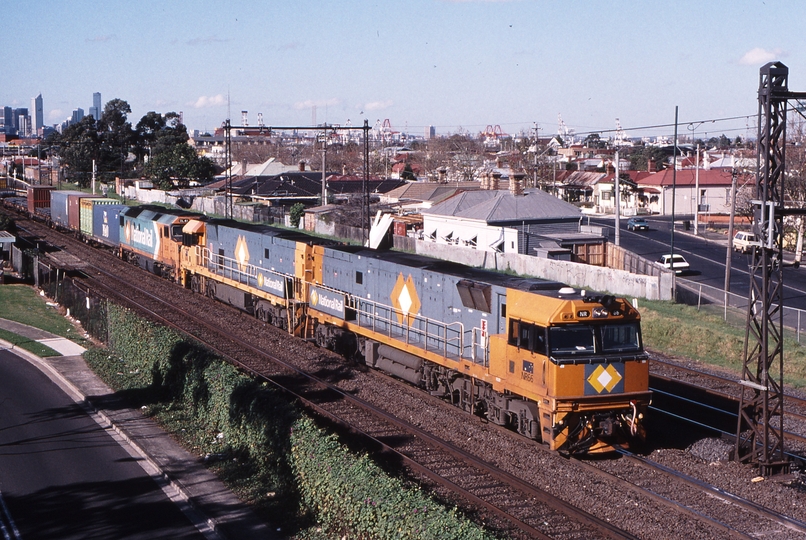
[614,150,624,246]
[724,161,738,294]
[320,131,327,206]
[694,144,700,235]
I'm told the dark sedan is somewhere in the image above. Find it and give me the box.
[627,217,649,231]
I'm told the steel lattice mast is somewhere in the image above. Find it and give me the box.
[735,61,806,476]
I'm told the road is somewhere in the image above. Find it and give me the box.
[591,215,806,312]
[0,348,209,540]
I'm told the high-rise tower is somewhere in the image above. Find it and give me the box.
[31,93,43,134]
[90,92,102,121]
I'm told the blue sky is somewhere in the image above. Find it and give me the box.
[4,0,805,141]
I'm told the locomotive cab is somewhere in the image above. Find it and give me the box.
[489,288,651,453]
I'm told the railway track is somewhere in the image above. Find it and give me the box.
[76,261,634,540]
[6,203,806,539]
[649,356,806,455]
[2,207,641,538]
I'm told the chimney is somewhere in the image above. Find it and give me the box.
[491,171,501,191]
[299,161,306,172]
[342,165,347,175]
[510,171,525,196]
[480,171,489,190]
[647,158,655,173]
[241,160,248,175]
[496,157,503,169]
[607,162,615,175]
[437,167,447,183]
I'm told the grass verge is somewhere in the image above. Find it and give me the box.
[639,299,806,390]
[0,327,61,357]
[0,284,89,347]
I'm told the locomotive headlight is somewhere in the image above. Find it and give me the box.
[592,307,608,318]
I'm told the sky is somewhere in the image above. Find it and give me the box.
[4,0,806,142]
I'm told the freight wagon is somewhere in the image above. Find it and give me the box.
[91,203,128,248]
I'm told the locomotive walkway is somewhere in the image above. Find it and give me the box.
[0,317,275,540]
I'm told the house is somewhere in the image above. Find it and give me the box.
[636,168,736,216]
[421,177,607,263]
[379,181,481,211]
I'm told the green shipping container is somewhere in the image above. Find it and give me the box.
[80,198,118,236]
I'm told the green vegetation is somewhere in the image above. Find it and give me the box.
[83,303,498,539]
[0,327,60,357]
[639,299,806,390]
[0,284,89,347]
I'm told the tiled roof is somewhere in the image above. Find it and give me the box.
[423,189,580,224]
[638,168,733,187]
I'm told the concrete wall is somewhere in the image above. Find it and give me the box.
[414,239,673,301]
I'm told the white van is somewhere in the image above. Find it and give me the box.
[734,231,757,254]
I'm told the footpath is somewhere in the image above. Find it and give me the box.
[0,317,275,540]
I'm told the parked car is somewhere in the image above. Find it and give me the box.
[627,217,649,231]
[733,231,757,254]
[656,254,690,274]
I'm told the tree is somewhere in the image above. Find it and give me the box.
[134,111,167,166]
[145,142,215,189]
[57,116,101,186]
[784,119,806,261]
[139,111,215,189]
[289,203,305,228]
[97,99,135,181]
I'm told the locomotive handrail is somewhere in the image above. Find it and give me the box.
[198,246,293,289]
[308,281,467,361]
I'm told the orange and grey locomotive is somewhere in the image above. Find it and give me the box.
[179,217,651,454]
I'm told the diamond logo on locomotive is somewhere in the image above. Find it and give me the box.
[390,273,421,325]
[585,363,624,394]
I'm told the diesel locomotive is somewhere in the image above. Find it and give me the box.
[177,215,651,454]
[15,190,652,454]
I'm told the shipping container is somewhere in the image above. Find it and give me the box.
[91,204,127,247]
[80,198,118,236]
[27,186,55,214]
[50,190,86,230]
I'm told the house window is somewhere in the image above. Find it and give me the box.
[601,191,611,200]
[264,248,270,259]
[356,271,363,285]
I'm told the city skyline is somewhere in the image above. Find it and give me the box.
[3,0,805,141]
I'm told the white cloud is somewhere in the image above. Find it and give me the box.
[86,34,116,43]
[190,95,227,109]
[739,47,785,66]
[364,100,393,111]
[187,36,229,46]
[293,98,340,110]
[47,109,63,122]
